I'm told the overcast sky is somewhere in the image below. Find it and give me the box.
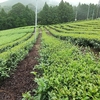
[51,0,99,5]
[0,0,99,5]
[0,0,8,3]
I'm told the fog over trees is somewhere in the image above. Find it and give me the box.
[0,0,100,30]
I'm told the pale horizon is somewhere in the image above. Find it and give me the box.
[0,0,99,5]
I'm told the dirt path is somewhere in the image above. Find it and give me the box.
[0,33,41,100]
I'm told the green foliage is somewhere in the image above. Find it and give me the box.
[58,0,74,22]
[0,32,32,53]
[39,2,50,25]
[25,27,100,100]
[39,0,74,25]
[0,1,99,29]
[39,3,59,25]
[46,20,100,49]
[75,3,99,20]
[0,3,35,30]
[0,26,39,81]
[22,91,34,100]
[39,0,98,25]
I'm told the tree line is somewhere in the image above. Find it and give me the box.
[0,0,100,30]
[38,0,74,25]
[0,3,35,30]
[74,3,100,20]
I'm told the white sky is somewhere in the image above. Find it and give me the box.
[0,0,8,3]
[0,0,99,5]
[50,0,99,5]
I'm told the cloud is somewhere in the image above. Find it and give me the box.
[0,0,8,3]
[54,0,98,5]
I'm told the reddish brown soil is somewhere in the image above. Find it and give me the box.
[0,33,41,100]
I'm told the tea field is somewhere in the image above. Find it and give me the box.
[29,23,100,100]
[0,26,39,81]
[28,20,100,100]
[46,20,100,49]
[0,20,100,100]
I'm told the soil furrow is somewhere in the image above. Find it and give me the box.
[0,33,41,100]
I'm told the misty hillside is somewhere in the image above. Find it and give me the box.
[0,0,59,9]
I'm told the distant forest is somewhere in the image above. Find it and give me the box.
[0,0,100,30]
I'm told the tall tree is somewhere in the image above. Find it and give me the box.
[39,2,50,25]
[24,5,35,25]
[0,8,7,18]
[0,9,8,30]
[58,0,74,23]
[8,3,35,27]
[77,3,88,20]
[49,6,59,24]
[8,3,26,27]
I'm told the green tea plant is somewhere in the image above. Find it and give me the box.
[0,32,32,53]
[46,20,100,48]
[0,26,39,81]
[28,28,100,100]
[0,26,34,46]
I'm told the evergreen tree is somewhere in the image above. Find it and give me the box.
[58,0,74,23]
[39,2,50,25]
[24,6,35,26]
[0,1,99,30]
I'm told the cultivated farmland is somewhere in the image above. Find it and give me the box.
[46,20,100,49]
[0,20,100,100]
[0,26,39,81]
[31,24,100,100]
